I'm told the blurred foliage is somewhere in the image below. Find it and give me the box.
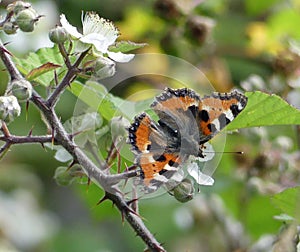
[1,0,300,251]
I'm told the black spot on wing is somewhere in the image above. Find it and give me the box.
[188,105,198,117]
[159,169,167,175]
[207,123,217,133]
[230,104,240,117]
[153,154,167,162]
[168,159,179,167]
[199,110,209,122]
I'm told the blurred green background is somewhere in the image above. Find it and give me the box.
[1,0,300,251]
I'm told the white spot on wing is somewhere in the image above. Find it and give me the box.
[153,174,169,183]
[212,118,220,131]
[164,164,178,171]
[224,109,234,121]
[238,102,244,110]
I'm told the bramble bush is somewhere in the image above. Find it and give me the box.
[1,1,300,251]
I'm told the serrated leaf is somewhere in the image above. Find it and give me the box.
[227,91,300,130]
[13,45,67,86]
[109,41,147,53]
[26,62,61,81]
[271,187,300,222]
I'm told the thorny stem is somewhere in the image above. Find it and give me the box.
[0,134,54,144]
[0,41,166,252]
[58,43,72,69]
[46,48,89,108]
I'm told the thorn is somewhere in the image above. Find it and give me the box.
[117,151,121,174]
[86,181,90,192]
[127,164,138,171]
[97,194,109,205]
[66,160,76,171]
[54,70,58,86]
[26,100,29,120]
[71,130,84,138]
[123,203,142,219]
[0,46,13,56]
[51,127,55,146]
[122,163,130,189]
[27,126,34,137]
[126,198,140,208]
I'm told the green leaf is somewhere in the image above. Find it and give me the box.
[70,81,123,120]
[13,45,66,86]
[109,41,147,53]
[69,81,153,121]
[26,62,61,81]
[227,91,300,131]
[271,187,300,222]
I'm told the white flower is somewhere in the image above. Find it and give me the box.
[186,161,214,186]
[186,142,215,186]
[60,12,134,63]
[169,142,215,187]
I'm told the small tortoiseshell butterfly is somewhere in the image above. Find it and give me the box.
[128,88,247,192]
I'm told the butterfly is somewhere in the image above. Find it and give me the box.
[128,87,247,192]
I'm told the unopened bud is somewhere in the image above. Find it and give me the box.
[154,0,182,21]
[49,26,69,44]
[93,57,116,79]
[10,79,32,102]
[110,116,130,147]
[54,165,85,186]
[0,95,21,123]
[185,16,215,45]
[7,1,31,14]
[172,178,195,203]
[15,8,39,32]
[3,22,18,35]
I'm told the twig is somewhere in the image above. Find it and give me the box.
[0,134,54,144]
[46,48,89,108]
[58,43,72,69]
[0,142,11,157]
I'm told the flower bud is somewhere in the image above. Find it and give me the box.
[7,1,31,14]
[54,165,85,186]
[172,178,195,203]
[93,56,116,79]
[49,26,69,44]
[54,166,75,186]
[0,95,21,123]
[154,0,182,21]
[3,22,18,35]
[10,79,32,102]
[110,116,130,147]
[185,16,215,46]
[15,8,39,32]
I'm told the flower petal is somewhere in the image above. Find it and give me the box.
[198,142,215,162]
[82,12,118,47]
[79,33,110,52]
[60,14,82,39]
[107,51,135,62]
[187,162,214,186]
